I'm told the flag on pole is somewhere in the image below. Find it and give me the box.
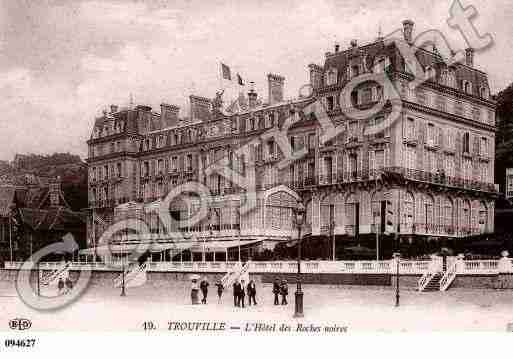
[236,73,244,86]
[221,63,231,80]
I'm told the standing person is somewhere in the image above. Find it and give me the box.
[233,279,241,307]
[57,277,65,296]
[200,277,209,304]
[280,279,288,305]
[191,278,200,305]
[239,279,246,308]
[65,276,73,294]
[247,279,257,306]
[215,279,224,304]
[272,278,280,305]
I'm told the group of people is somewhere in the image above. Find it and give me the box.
[57,276,73,295]
[272,278,289,305]
[190,275,290,307]
[190,276,258,307]
[232,278,257,308]
[190,277,226,305]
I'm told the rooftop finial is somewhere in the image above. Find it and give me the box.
[378,22,383,40]
[129,93,134,109]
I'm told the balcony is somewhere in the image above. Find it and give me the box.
[386,167,496,193]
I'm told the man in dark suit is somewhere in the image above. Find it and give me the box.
[272,278,280,305]
[247,279,257,306]
[233,279,241,307]
[239,279,246,308]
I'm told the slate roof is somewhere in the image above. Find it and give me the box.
[18,207,85,232]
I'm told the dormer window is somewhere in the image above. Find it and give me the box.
[374,57,389,73]
[425,66,436,81]
[352,65,360,78]
[480,86,489,99]
[463,80,472,95]
[326,68,338,86]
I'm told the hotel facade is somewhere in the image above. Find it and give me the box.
[86,20,497,260]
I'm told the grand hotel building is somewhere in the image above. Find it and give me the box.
[86,20,496,260]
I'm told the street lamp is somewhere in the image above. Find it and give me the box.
[293,201,306,318]
[393,252,400,307]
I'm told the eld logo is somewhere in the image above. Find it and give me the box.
[8,318,32,331]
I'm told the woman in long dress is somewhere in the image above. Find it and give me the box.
[191,278,200,305]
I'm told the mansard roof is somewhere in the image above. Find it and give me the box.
[322,38,490,95]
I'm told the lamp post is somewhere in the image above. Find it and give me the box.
[393,252,400,307]
[293,201,306,318]
[36,259,40,297]
[120,243,126,296]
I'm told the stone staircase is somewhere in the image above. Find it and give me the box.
[420,272,443,292]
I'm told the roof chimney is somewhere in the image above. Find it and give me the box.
[267,74,285,105]
[161,103,180,127]
[465,47,474,67]
[110,105,118,113]
[350,39,358,48]
[248,88,258,109]
[335,43,340,52]
[402,19,414,44]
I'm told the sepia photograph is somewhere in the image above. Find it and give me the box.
[0,0,512,353]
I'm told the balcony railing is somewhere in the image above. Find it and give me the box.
[260,167,495,193]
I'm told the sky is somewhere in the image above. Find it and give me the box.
[0,0,512,161]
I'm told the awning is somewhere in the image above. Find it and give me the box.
[79,239,262,255]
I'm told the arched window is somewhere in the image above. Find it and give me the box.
[326,68,338,85]
[461,199,471,235]
[345,193,359,235]
[442,197,455,234]
[464,81,472,94]
[422,194,434,233]
[403,192,414,233]
[478,201,488,233]
[480,86,489,99]
[425,66,436,80]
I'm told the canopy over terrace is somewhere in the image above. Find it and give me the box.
[78,239,262,262]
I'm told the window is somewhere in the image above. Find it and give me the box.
[351,90,358,106]
[371,150,385,171]
[326,69,337,85]
[373,116,385,138]
[375,58,386,73]
[290,136,295,151]
[267,140,275,156]
[349,154,358,178]
[481,86,489,99]
[348,121,358,141]
[361,88,372,104]
[171,157,178,171]
[104,165,109,179]
[308,133,315,151]
[352,65,359,78]
[406,118,415,139]
[143,162,149,177]
[158,159,164,174]
[480,137,488,156]
[445,155,455,178]
[186,154,193,171]
[405,145,416,170]
[462,158,472,181]
[462,132,470,153]
[464,81,472,94]
[376,86,383,101]
[326,96,334,111]
[116,163,122,177]
[427,123,435,146]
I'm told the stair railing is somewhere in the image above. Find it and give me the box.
[41,262,70,286]
[417,271,434,291]
[439,261,457,291]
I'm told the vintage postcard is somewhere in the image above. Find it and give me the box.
[0,0,512,354]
